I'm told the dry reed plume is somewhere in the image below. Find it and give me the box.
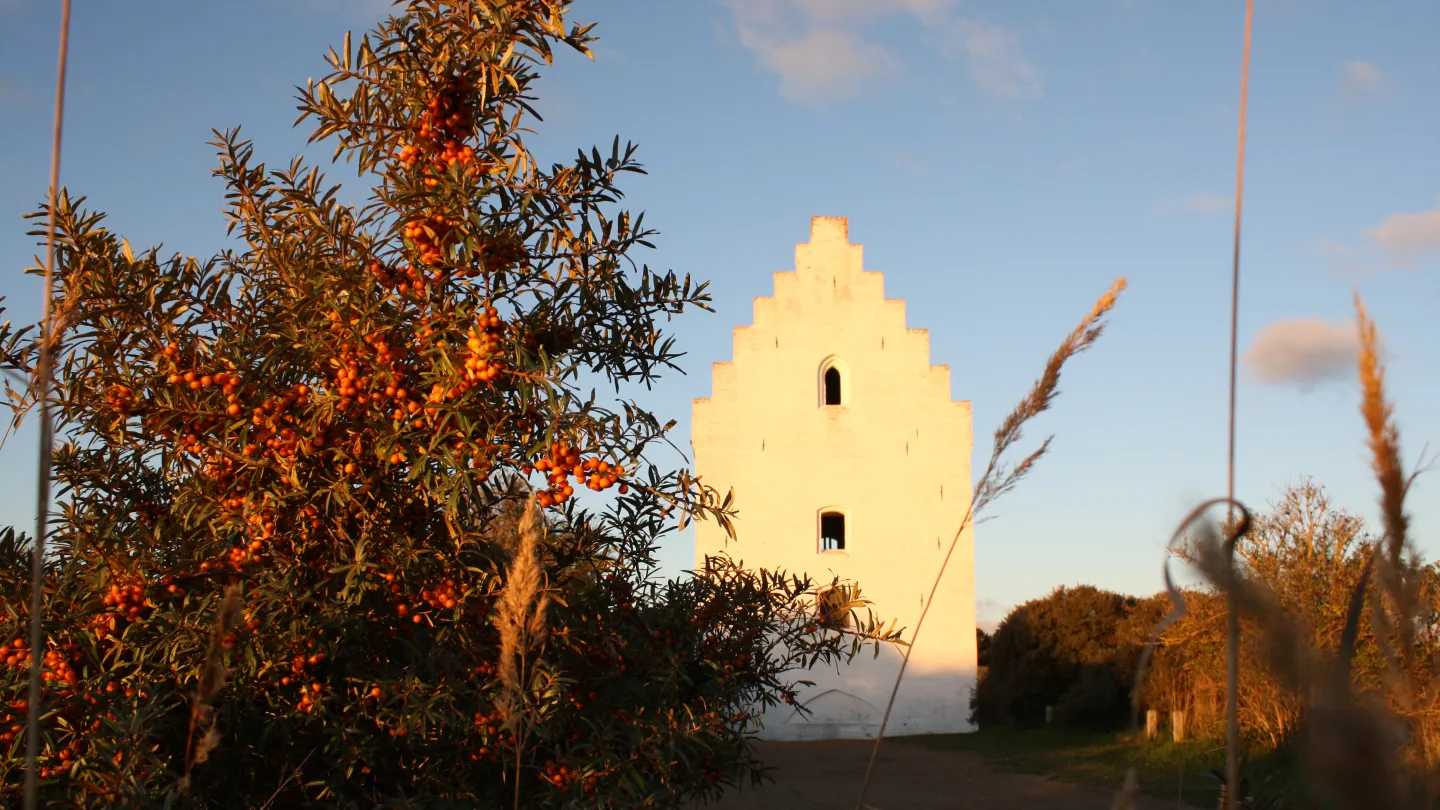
[180,582,244,792]
[1355,292,1439,768]
[492,494,550,810]
[856,276,1127,810]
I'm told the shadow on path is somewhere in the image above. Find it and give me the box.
[693,739,1186,810]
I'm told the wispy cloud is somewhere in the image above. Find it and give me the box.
[723,0,1041,105]
[1312,204,1440,275]
[1365,206,1440,267]
[940,18,1043,101]
[735,24,897,102]
[1340,59,1386,99]
[1244,317,1365,391]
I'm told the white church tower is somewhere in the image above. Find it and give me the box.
[692,216,978,740]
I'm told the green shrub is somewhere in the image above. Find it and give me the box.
[0,3,899,806]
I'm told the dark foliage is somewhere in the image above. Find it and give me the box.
[971,585,1138,730]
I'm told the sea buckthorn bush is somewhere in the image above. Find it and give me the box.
[0,2,899,806]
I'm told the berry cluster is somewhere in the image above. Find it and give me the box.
[471,706,511,762]
[1,638,28,671]
[398,138,479,187]
[419,578,467,612]
[475,235,528,275]
[423,308,510,410]
[157,343,246,454]
[92,577,155,641]
[539,760,584,792]
[325,320,421,425]
[531,442,628,507]
[403,215,463,266]
[41,643,81,693]
[463,307,506,384]
[369,259,440,296]
[415,80,476,145]
[296,681,326,714]
[105,383,142,416]
[275,644,329,713]
[0,699,25,744]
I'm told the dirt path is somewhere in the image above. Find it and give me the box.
[695,740,1185,810]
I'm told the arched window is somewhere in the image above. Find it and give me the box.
[820,511,846,552]
[818,356,848,407]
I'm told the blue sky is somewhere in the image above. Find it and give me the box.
[1,0,1436,626]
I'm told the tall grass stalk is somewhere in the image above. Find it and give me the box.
[493,494,550,810]
[22,3,72,808]
[1223,1,1256,805]
[855,277,1126,810]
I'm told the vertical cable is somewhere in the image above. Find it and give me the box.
[24,1,74,807]
[1224,2,1254,809]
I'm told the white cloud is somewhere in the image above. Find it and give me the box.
[736,25,897,103]
[1243,317,1363,390]
[1340,60,1386,98]
[723,0,1041,104]
[1365,206,1440,267]
[1311,204,1440,275]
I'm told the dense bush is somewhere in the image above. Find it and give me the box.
[974,481,1440,755]
[1135,481,1440,749]
[971,585,1138,730]
[0,2,898,806]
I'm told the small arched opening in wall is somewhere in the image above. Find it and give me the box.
[818,508,846,553]
[818,356,849,407]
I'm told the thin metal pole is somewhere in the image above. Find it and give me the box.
[24,1,73,806]
[1224,2,1254,809]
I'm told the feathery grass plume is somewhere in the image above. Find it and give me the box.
[1355,295,1422,671]
[180,582,244,792]
[1356,293,1410,568]
[1355,294,1440,767]
[973,277,1127,514]
[492,494,550,810]
[856,277,1126,810]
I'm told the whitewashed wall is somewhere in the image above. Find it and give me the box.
[692,217,978,740]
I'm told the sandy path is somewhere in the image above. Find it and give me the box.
[694,739,1188,810]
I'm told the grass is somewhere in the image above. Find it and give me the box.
[891,726,1242,808]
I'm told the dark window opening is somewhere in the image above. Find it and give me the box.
[823,367,842,405]
[820,512,846,551]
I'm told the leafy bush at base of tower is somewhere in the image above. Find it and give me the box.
[0,2,901,806]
